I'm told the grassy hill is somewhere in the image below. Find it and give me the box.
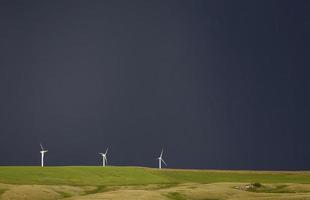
[1,166,310,199]
[0,166,310,186]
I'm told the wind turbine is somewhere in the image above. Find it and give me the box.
[158,149,167,169]
[99,148,108,167]
[40,143,48,167]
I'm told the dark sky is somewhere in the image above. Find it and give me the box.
[0,0,309,170]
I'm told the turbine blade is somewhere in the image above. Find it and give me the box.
[160,149,163,157]
[40,143,44,151]
[105,157,107,164]
[162,159,167,166]
[105,147,108,155]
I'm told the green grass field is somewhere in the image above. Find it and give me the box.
[1,166,310,199]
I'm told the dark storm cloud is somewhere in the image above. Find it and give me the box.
[0,0,309,169]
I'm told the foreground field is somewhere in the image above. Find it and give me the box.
[0,167,310,200]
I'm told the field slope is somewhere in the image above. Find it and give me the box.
[0,166,310,199]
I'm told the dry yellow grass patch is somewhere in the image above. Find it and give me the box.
[0,184,96,200]
[1,183,310,200]
[64,183,310,200]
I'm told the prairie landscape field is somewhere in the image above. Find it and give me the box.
[0,166,310,200]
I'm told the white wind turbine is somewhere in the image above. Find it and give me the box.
[40,143,48,167]
[99,148,108,167]
[158,149,167,169]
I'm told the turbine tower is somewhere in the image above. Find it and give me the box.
[40,143,48,167]
[99,148,108,167]
[158,149,167,169]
